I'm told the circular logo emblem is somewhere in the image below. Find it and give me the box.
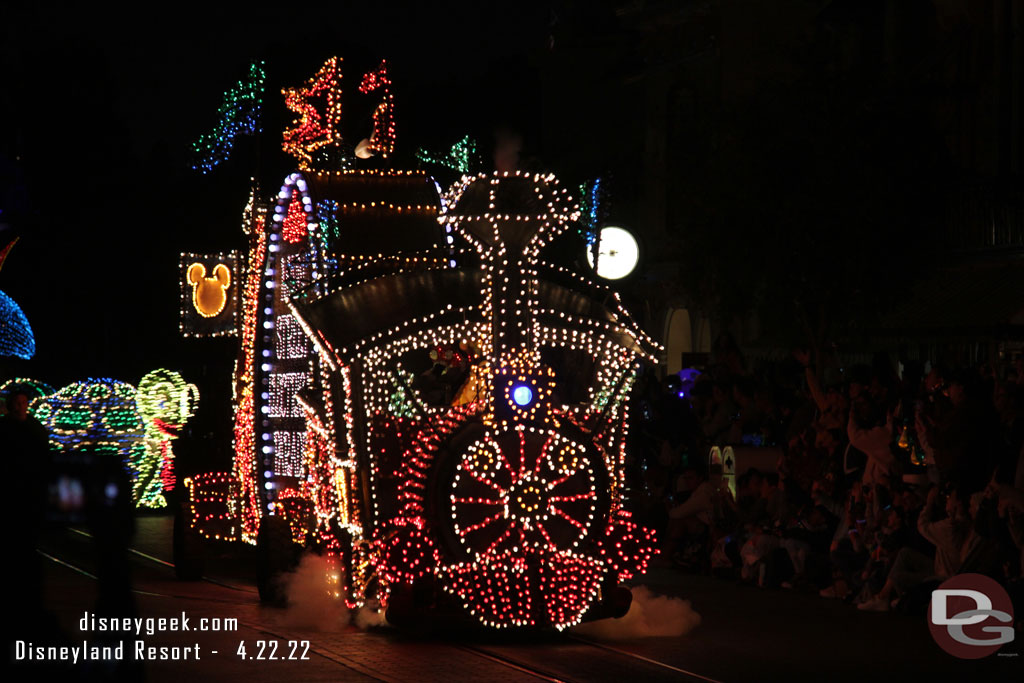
[928,573,1015,659]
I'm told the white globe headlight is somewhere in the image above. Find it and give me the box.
[585,226,639,280]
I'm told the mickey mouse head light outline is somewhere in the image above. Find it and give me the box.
[187,262,232,318]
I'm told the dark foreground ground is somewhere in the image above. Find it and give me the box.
[10,516,1021,682]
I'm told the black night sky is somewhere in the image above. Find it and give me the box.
[2,0,1021,397]
[1,2,556,385]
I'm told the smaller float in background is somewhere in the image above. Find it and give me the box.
[31,371,198,510]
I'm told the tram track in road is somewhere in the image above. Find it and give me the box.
[37,547,260,607]
[37,524,259,606]
[566,634,724,683]
[457,643,571,682]
[458,634,724,683]
[66,526,258,594]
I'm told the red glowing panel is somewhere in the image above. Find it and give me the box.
[283,193,308,244]
[539,552,603,627]
[377,523,439,585]
[441,551,534,627]
[598,509,658,581]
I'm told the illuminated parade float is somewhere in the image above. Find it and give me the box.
[179,57,659,630]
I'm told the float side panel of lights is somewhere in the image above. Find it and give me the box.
[186,472,241,542]
[232,189,268,543]
[253,172,319,523]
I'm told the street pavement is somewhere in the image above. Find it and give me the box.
[12,516,1021,682]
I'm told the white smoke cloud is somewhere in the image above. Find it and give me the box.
[279,554,389,631]
[571,585,701,640]
[280,554,350,631]
[354,605,388,630]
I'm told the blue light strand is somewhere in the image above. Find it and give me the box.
[578,177,605,245]
[0,289,35,359]
[313,199,340,275]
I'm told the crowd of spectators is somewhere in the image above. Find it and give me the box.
[627,336,1024,619]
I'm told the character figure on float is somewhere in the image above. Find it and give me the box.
[133,369,200,508]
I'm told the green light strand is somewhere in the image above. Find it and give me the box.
[192,61,266,174]
[415,135,477,174]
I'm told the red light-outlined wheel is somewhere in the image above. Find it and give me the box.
[449,425,600,560]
